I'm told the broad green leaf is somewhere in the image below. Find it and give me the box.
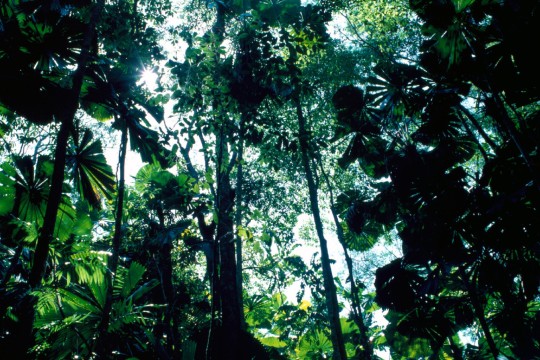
[387,329,432,359]
[135,163,162,192]
[122,262,146,298]
[181,340,197,360]
[340,318,359,335]
[134,93,166,123]
[237,225,253,241]
[67,129,116,209]
[255,0,300,26]
[272,292,286,307]
[71,203,94,236]
[88,276,107,308]
[453,0,476,12]
[296,330,332,358]
[204,170,214,184]
[71,251,107,286]
[0,163,16,215]
[259,336,287,348]
[6,156,62,226]
[342,221,378,252]
[151,169,175,187]
[60,288,102,315]
[124,108,172,168]
[54,199,78,241]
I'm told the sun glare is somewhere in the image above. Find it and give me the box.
[141,68,158,90]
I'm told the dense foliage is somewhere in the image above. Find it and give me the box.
[0,0,538,359]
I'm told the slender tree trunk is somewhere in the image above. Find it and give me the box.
[156,203,178,359]
[332,212,373,358]
[459,113,489,162]
[214,127,240,359]
[459,104,498,152]
[155,205,176,359]
[470,291,499,359]
[447,335,464,360]
[460,269,499,359]
[205,2,241,358]
[94,119,127,358]
[317,155,373,358]
[25,0,105,346]
[29,0,106,287]
[29,120,71,287]
[159,243,175,357]
[487,93,534,172]
[294,95,347,360]
[235,112,246,331]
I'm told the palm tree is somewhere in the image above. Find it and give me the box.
[33,259,159,359]
[334,0,540,357]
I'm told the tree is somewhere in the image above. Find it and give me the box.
[1,0,169,357]
[335,0,540,358]
[1,0,539,358]
[33,258,159,359]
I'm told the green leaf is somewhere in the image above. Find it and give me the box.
[134,163,161,192]
[71,202,94,236]
[237,225,253,241]
[54,199,78,241]
[67,129,116,209]
[121,262,146,298]
[386,323,432,359]
[255,0,300,26]
[0,162,16,215]
[259,336,287,348]
[340,318,359,335]
[124,109,172,168]
[204,170,214,184]
[60,287,103,314]
[136,95,165,123]
[11,156,52,224]
[296,330,333,358]
[342,221,378,252]
[88,278,107,308]
[0,121,9,138]
[272,292,286,307]
[453,0,476,13]
[71,251,107,286]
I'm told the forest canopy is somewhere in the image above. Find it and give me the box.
[0,0,538,359]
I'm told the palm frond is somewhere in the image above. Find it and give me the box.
[67,129,116,209]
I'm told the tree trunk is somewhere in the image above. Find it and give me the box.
[295,95,347,360]
[159,241,176,358]
[486,92,534,173]
[205,2,241,357]
[214,126,240,358]
[29,120,72,287]
[25,3,106,357]
[331,206,373,358]
[29,0,106,287]
[458,105,498,152]
[470,290,499,360]
[235,113,246,330]
[460,268,499,359]
[317,150,373,359]
[94,119,127,358]
[155,204,176,359]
